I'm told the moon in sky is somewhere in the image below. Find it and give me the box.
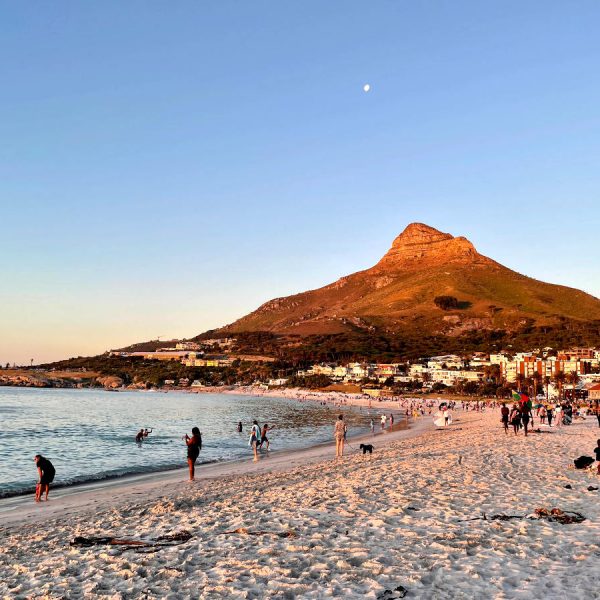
[363,84,371,92]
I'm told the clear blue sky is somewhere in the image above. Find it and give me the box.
[2,1,600,364]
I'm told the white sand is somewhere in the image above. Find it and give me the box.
[1,410,599,599]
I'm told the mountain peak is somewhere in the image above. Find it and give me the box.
[374,222,486,270]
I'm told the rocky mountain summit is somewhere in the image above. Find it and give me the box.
[213,223,600,341]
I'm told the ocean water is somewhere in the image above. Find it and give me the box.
[0,387,378,497]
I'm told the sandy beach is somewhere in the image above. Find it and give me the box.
[1,408,599,599]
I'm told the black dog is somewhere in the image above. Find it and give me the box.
[359,444,374,455]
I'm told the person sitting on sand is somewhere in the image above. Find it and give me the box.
[135,428,145,443]
[184,427,202,480]
[34,455,55,502]
[334,414,345,458]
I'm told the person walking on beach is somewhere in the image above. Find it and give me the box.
[334,415,345,458]
[500,403,510,434]
[34,455,55,502]
[184,427,202,481]
[510,404,521,435]
[520,402,531,436]
[390,413,394,428]
[547,406,554,427]
[259,423,273,451]
[250,420,261,462]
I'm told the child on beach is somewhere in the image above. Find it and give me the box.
[595,439,600,475]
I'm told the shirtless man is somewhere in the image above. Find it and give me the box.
[259,423,274,450]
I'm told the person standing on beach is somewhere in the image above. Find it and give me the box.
[500,403,510,434]
[594,439,600,474]
[370,418,375,435]
[259,423,273,451]
[547,406,554,427]
[334,415,345,458]
[184,427,202,481]
[390,413,394,428]
[510,404,521,435]
[34,455,55,502]
[250,420,261,462]
[520,401,531,436]
[380,414,387,430]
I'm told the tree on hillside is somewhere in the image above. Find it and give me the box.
[544,375,551,399]
[566,370,579,397]
[553,371,566,400]
[434,296,459,311]
[532,371,543,398]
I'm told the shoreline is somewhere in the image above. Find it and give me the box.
[3,409,599,598]
[0,386,412,503]
[0,411,423,529]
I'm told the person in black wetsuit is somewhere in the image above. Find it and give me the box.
[184,427,202,480]
[237,421,243,433]
[34,455,55,502]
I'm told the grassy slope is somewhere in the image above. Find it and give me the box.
[225,262,600,336]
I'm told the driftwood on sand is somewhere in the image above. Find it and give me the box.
[222,527,297,538]
[70,530,192,550]
[459,508,585,525]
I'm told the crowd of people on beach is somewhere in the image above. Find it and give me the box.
[499,393,600,437]
[30,391,600,501]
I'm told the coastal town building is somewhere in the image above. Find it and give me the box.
[588,384,600,401]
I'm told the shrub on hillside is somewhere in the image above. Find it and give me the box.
[434,295,460,310]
